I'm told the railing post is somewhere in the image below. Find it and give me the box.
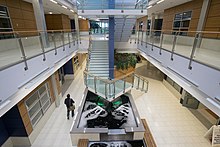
[123,78,126,92]
[39,32,46,61]
[188,33,200,70]
[84,72,87,87]
[159,32,164,55]
[142,78,144,90]
[141,30,144,45]
[137,76,140,89]
[62,31,65,51]
[171,33,178,60]
[105,83,107,98]
[132,73,135,88]
[113,82,115,98]
[52,32,57,55]
[151,35,154,51]
[68,32,71,48]
[16,33,28,70]
[94,77,97,93]
[137,30,140,44]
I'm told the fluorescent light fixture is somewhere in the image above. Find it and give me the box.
[78,16,82,19]
[77,1,80,4]
[207,98,220,109]
[157,0,164,4]
[147,5,152,9]
[62,5,67,9]
[49,11,53,14]
[50,0,57,4]
[70,9,74,12]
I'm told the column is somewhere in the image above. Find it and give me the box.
[51,74,60,107]
[74,14,80,39]
[149,13,155,37]
[109,17,115,79]
[32,0,49,47]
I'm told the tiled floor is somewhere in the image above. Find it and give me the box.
[31,64,211,147]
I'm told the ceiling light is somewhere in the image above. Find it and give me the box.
[156,0,164,4]
[49,12,53,14]
[77,1,80,4]
[50,0,57,4]
[62,5,67,9]
[147,5,152,9]
[78,16,82,19]
[70,9,74,12]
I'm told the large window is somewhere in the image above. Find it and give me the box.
[25,83,51,127]
[0,5,13,39]
[173,11,192,35]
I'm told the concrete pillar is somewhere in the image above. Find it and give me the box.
[149,13,155,37]
[32,0,49,47]
[74,14,80,39]
[51,74,60,107]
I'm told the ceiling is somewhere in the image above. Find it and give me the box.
[23,0,77,19]
[147,0,193,17]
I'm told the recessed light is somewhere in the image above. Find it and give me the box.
[50,0,57,4]
[49,12,53,14]
[147,5,152,9]
[156,0,164,4]
[62,5,67,9]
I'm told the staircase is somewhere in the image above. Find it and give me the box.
[88,40,109,79]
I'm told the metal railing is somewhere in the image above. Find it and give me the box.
[0,29,80,71]
[84,70,149,100]
[133,29,220,71]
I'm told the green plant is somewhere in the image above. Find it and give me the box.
[114,53,137,70]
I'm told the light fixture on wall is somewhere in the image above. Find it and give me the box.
[156,0,164,4]
[50,0,57,4]
[49,12,53,14]
[70,9,74,13]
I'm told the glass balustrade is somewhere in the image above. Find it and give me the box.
[0,30,77,70]
[84,71,149,100]
[138,30,220,70]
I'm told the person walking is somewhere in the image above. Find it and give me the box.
[64,94,75,120]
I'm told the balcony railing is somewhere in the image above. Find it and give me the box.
[84,70,148,101]
[133,29,220,71]
[0,29,80,71]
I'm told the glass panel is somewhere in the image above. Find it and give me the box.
[96,79,106,96]
[174,13,182,20]
[21,33,42,58]
[0,18,12,28]
[114,80,124,95]
[0,6,9,17]
[193,32,220,70]
[54,32,63,47]
[161,34,174,51]
[87,74,95,89]
[173,21,181,28]
[31,110,43,127]
[64,32,69,44]
[133,75,139,89]
[46,32,55,51]
[143,81,148,92]
[26,92,39,109]
[173,82,181,92]
[29,101,41,118]
[0,33,23,69]
[139,78,144,90]
[182,11,192,20]
[174,35,193,58]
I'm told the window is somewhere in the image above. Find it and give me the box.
[173,11,192,36]
[25,83,52,127]
[0,6,13,39]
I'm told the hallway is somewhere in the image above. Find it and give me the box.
[31,66,211,147]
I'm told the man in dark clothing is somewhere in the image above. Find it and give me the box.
[64,94,75,120]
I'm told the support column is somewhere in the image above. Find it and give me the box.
[109,17,115,79]
[51,74,60,107]
[74,14,80,39]
[32,0,49,47]
[197,0,211,32]
[108,0,115,79]
[149,13,155,37]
